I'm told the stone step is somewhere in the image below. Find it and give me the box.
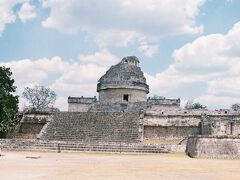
[39,112,140,143]
[0,139,174,153]
[13,134,37,139]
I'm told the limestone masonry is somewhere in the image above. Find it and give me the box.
[3,56,240,158]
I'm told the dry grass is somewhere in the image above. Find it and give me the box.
[0,151,240,180]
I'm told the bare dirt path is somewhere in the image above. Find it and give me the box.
[0,151,240,180]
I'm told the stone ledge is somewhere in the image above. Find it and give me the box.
[186,135,240,159]
[188,135,240,139]
[0,139,185,153]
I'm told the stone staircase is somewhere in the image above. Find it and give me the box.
[39,112,140,143]
[13,134,37,140]
[0,139,186,153]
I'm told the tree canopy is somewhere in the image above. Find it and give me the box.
[185,100,207,110]
[22,85,56,110]
[231,104,240,111]
[0,66,19,137]
[151,95,165,99]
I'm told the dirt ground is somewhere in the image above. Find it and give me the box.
[0,151,240,180]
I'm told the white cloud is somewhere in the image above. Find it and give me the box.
[146,21,240,109]
[195,95,240,110]
[18,2,36,23]
[0,0,36,34]
[41,0,205,51]
[0,50,117,111]
[0,0,21,34]
[78,49,118,66]
[94,30,139,48]
[54,96,67,111]
[138,41,158,57]
[42,0,205,35]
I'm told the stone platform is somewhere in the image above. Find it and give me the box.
[0,139,185,154]
[186,135,240,159]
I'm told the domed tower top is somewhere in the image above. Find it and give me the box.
[121,56,139,66]
[97,56,149,103]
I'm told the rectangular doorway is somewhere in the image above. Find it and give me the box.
[123,94,129,102]
[230,122,234,135]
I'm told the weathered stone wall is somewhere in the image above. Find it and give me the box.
[19,123,45,134]
[89,102,147,112]
[68,96,97,112]
[201,115,240,136]
[147,98,181,111]
[143,112,202,141]
[99,88,147,103]
[68,103,92,112]
[13,113,50,138]
[144,113,202,127]
[147,104,180,111]
[40,112,141,143]
[68,96,97,104]
[144,126,199,141]
[21,113,50,123]
[186,135,240,158]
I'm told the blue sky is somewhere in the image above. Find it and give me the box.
[0,0,240,110]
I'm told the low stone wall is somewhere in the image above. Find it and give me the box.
[163,144,186,152]
[144,126,199,141]
[186,135,240,159]
[143,113,201,141]
[7,112,51,139]
[68,103,92,112]
[144,113,202,126]
[146,98,180,111]
[89,101,147,112]
[19,123,45,134]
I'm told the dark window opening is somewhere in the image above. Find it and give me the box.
[123,94,129,102]
[230,122,234,135]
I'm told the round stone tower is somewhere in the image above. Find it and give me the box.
[97,56,149,103]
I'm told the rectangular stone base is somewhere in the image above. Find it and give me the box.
[0,139,186,153]
[186,135,240,159]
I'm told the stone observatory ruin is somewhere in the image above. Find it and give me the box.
[68,56,150,112]
[2,56,240,157]
[97,56,149,103]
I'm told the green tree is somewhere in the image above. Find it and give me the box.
[185,100,207,110]
[0,66,19,138]
[22,85,56,110]
[151,95,165,99]
[231,104,240,111]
